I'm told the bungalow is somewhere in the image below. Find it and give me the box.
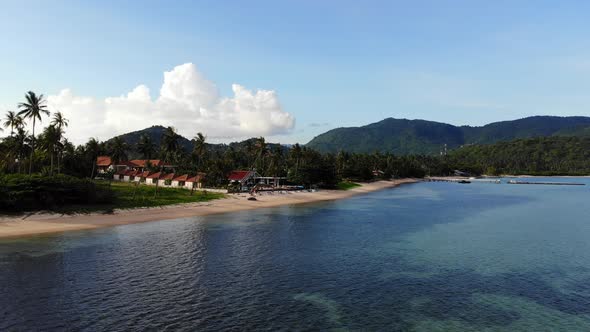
[228,170,260,191]
[95,156,175,176]
[186,173,206,190]
[159,173,176,187]
[135,171,152,183]
[171,174,190,188]
[114,169,127,181]
[96,156,135,174]
[146,172,164,186]
[128,159,175,172]
[123,170,140,182]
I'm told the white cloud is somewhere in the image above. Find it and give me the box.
[47,63,295,144]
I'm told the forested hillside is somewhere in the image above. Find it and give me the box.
[448,136,590,175]
[307,116,590,154]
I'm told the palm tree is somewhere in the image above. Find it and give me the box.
[192,132,207,168]
[254,137,268,172]
[11,127,31,173]
[18,91,50,174]
[86,138,100,178]
[3,111,23,136]
[161,126,180,163]
[109,137,128,165]
[137,134,155,159]
[40,125,62,175]
[50,111,68,131]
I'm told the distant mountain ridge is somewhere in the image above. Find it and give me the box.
[107,125,287,158]
[306,116,590,154]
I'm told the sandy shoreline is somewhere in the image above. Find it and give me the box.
[0,179,418,239]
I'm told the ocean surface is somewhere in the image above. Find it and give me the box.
[2,178,590,331]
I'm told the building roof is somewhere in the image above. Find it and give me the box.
[162,173,176,180]
[124,170,139,176]
[146,172,163,179]
[97,156,175,169]
[187,173,206,183]
[228,170,255,182]
[128,159,174,167]
[173,174,190,182]
[115,169,127,175]
[96,156,112,166]
[138,171,151,178]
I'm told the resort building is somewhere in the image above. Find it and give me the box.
[146,172,163,185]
[159,173,176,187]
[172,174,190,188]
[186,173,206,190]
[228,170,261,191]
[96,156,175,174]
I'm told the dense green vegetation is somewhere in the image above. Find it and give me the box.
[0,174,225,213]
[108,182,225,209]
[0,174,113,212]
[307,116,590,154]
[448,136,590,176]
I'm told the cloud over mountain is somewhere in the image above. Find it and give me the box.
[47,63,295,144]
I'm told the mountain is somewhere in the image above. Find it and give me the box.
[306,116,590,154]
[108,126,193,152]
[107,125,288,158]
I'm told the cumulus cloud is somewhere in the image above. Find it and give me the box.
[47,63,295,144]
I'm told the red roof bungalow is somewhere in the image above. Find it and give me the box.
[162,173,176,181]
[95,156,175,176]
[146,172,164,185]
[228,170,260,191]
[171,174,190,187]
[129,159,173,169]
[228,170,259,183]
[187,173,206,189]
[96,156,135,173]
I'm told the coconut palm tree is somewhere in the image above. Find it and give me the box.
[18,91,50,174]
[3,111,23,136]
[109,137,128,165]
[254,137,268,172]
[86,138,100,178]
[11,127,31,173]
[192,132,207,168]
[50,111,68,131]
[40,125,62,175]
[137,134,155,159]
[161,126,180,163]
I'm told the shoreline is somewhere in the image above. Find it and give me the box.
[0,179,418,239]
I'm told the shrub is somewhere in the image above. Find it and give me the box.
[0,174,114,212]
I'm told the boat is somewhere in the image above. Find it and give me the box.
[458,180,471,184]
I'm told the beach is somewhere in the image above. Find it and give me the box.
[0,179,417,239]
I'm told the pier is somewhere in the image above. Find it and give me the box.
[507,180,585,186]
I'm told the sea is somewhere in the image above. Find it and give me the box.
[2,177,590,331]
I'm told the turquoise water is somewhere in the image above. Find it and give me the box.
[1,178,590,331]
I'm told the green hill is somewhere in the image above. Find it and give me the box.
[306,116,590,154]
[448,136,590,175]
[107,125,287,158]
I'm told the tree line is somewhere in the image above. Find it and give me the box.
[2,91,590,188]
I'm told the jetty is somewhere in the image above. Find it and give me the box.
[507,180,585,186]
[425,177,501,184]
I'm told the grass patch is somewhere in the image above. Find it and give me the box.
[336,181,362,190]
[7,181,227,215]
[109,182,225,209]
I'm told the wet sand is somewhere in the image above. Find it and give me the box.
[0,179,418,239]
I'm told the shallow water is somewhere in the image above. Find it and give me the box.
[2,178,590,331]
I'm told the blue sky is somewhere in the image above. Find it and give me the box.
[1,0,590,144]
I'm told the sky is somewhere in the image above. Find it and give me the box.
[1,0,590,144]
